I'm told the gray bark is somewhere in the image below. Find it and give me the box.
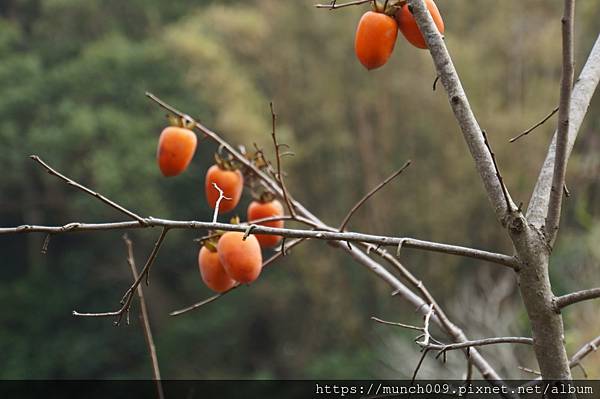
[527,34,600,228]
[408,0,600,384]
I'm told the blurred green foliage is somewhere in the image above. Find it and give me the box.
[1,0,599,379]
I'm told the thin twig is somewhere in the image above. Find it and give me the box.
[211,183,231,223]
[416,305,435,346]
[509,106,559,143]
[371,316,424,332]
[314,0,372,9]
[170,238,306,316]
[30,155,146,225]
[143,228,169,286]
[269,102,297,218]
[41,234,51,255]
[123,235,164,399]
[526,34,600,229]
[545,0,575,245]
[481,130,513,213]
[570,336,600,369]
[343,244,511,390]
[554,287,600,310]
[339,161,411,231]
[521,335,600,387]
[464,356,473,385]
[518,366,542,376]
[72,228,168,324]
[418,337,534,359]
[411,349,430,384]
[407,0,516,223]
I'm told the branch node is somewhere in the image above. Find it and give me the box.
[243,225,256,241]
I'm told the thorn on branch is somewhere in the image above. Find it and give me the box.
[396,238,407,258]
[433,75,440,91]
[576,363,588,378]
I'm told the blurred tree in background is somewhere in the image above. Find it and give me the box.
[0,0,599,379]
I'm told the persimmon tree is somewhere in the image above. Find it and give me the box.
[2,0,600,395]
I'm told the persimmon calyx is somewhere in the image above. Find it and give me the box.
[166,113,196,130]
[214,150,241,172]
[372,0,404,15]
[203,239,218,253]
[258,190,276,203]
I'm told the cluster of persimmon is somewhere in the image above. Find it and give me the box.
[354,0,444,70]
[156,118,285,293]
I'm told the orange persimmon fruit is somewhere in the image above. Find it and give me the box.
[218,232,263,284]
[198,245,236,293]
[396,0,445,49]
[354,11,398,70]
[156,126,197,177]
[247,199,284,248]
[205,164,244,214]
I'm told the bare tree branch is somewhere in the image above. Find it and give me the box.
[123,235,164,399]
[527,34,600,228]
[523,336,600,386]
[570,335,600,369]
[545,0,576,245]
[371,316,423,332]
[339,161,411,231]
[337,243,515,394]
[409,0,581,382]
[419,337,534,358]
[416,305,435,346]
[30,155,146,225]
[142,93,509,384]
[72,228,168,324]
[407,0,516,226]
[554,287,600,310]
[0,218,518,269]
